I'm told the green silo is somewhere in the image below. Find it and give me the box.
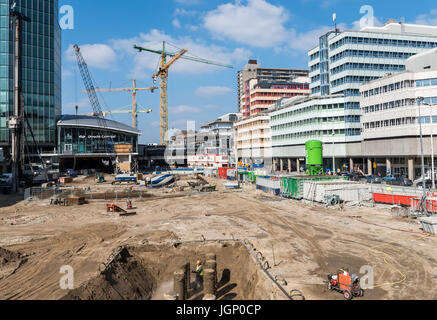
[305,140,324,176]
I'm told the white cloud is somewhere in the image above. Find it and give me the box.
[286,19,383,54]
[351,17,384,30]
[195,86,232,97]
[204,0,292,48]
[174,8,198,16]
[110,29,251,78]
[288,26,332,53]
[172,18,181,28]
[415,9,437,25]
[170,105,201,114]
[65,44,118,70]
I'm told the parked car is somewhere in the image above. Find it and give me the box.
[415,179,433,189]
[383,174,413,186]
[350,172,366,182]
[365,175,382,184]
[340,172,367,182]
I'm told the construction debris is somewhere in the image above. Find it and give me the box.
[2,172,437,301]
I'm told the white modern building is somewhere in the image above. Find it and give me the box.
[270,95,361,172]
[268,21,437,173]
[309,22,437,97]
[361,48,437,180]
[234,112,272,168]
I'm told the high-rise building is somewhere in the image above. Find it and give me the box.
[269,22,437,173]
[237,60,309,118]
[0,0,62,158]
[309,22,437,97]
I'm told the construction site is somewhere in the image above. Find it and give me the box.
[0,169,437,301]
[4,2,437,303]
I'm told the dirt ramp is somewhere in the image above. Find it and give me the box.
[62,248,156,300]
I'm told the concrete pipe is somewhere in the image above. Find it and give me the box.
[205,259,217,288]
[204,269,216,296]
[184,262,190,294]
[203,294,217,300]
[174,270,186,300]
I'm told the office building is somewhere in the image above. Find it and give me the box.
[234,112,272,168]
[269,22,437,172]
[361,48,437,180]
[237,60,309,118]
[45,115,141,172]
[173,113,240,168]
[0,0,62,157]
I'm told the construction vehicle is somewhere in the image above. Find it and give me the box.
[9,4,54,189]
[112,173,142,185]
[134,41,233,145]
[327,268,364,300]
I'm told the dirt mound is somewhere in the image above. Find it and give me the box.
[0,247,26,280]
[62,248,156,300]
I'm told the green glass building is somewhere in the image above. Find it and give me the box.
[0,0,61,154]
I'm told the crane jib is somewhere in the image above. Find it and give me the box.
[134,41,233,145]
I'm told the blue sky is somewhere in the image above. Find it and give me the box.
[59,0,437,144]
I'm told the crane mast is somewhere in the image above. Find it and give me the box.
[73,45,109,135]
[134,41,233,146]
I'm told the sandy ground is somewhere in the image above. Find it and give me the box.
[0,175,437,300]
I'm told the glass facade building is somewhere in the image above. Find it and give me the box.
[57,115,140,156]
[0,0,61,151]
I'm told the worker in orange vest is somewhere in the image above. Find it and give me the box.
[192,260,204,290]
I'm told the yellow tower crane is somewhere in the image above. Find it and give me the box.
[83,109,153,118]
[134,41,233,145]
[84,79,157,129]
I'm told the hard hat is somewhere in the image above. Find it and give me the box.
[196,260,201,265]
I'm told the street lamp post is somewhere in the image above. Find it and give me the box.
[332,129,336,174]
[417,97,428,214]
[424,101,436,190]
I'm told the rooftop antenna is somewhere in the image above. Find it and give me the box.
[400,17,405,33]
[333,13,338,34]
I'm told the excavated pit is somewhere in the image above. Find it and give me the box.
[0,247,27,281]
[62,241,269,300]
